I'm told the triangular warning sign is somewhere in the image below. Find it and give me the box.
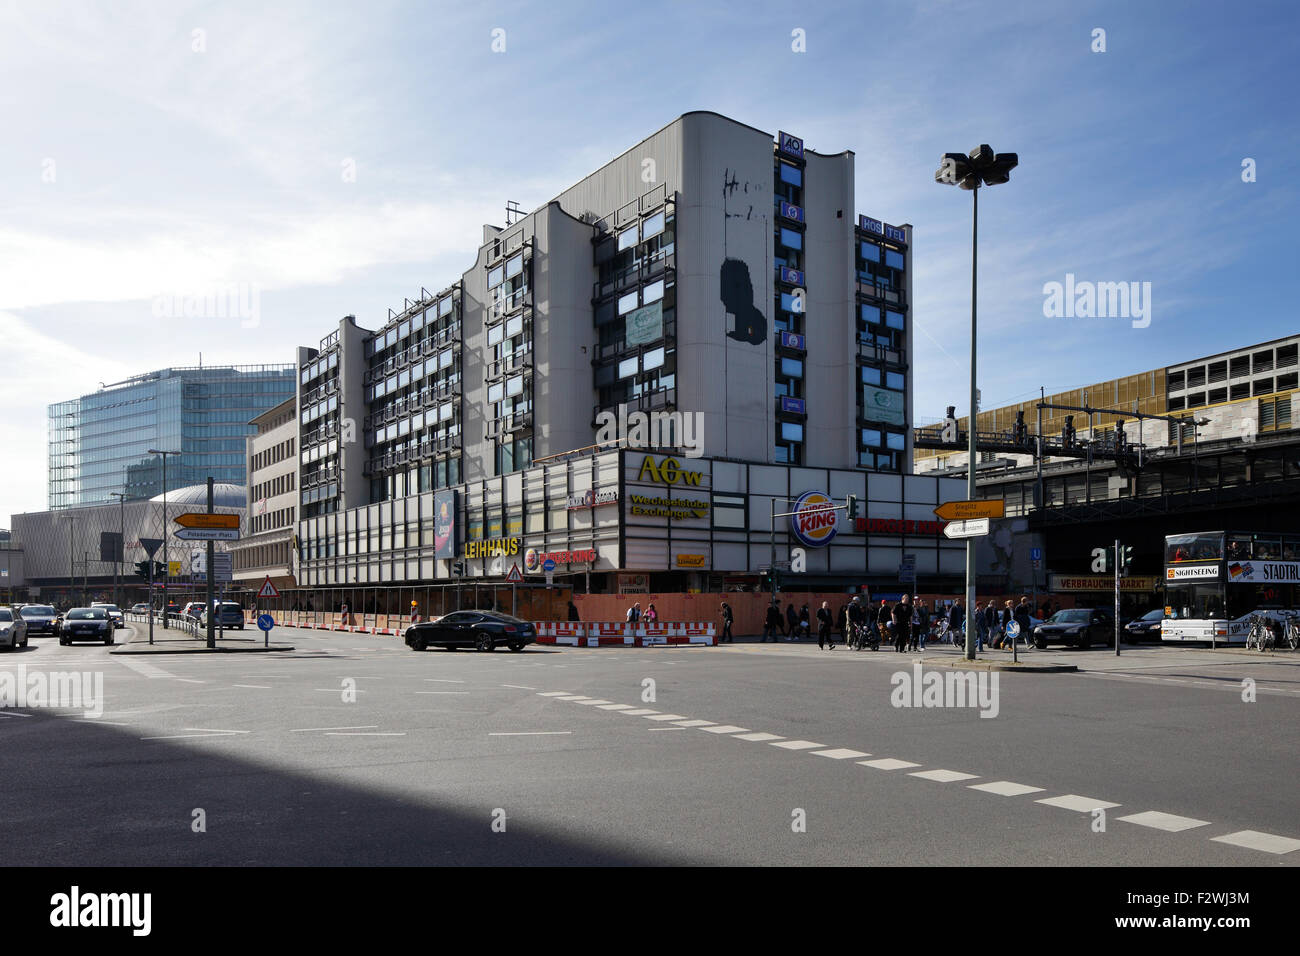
[505,563,522,583]
[257,577,280,599]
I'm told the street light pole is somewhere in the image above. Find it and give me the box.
[935,144,1018,661]
[148,449,180,628]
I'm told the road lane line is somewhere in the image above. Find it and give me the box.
[968,781,1045,796]
[858,758,921,770]
[232,684,272,689]
[701,725,750,734]
[733,732,784,742]
[811,748,869,759]
[642,713,687,721]
[673,719,717,727]
[489,731,573,736]
[537,691,572,697]
[501,684,536,690]
[618,709,658,716]
[770,740,825,750]
[909,769,979,783]
[290,725,379,733]
[325,732,406,736]
[1210,830,1300,854]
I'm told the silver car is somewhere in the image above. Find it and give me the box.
[18,604,59,635]
[0,607,29,650]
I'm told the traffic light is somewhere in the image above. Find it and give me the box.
[845,494,858,519]
[760,569,773,592]
[452,561,466,576]
[1120,545,1134,576]
[134,560,150,578]
[1062,415,1076,448]
[153,561,166,578]
[1014,410,1028,445]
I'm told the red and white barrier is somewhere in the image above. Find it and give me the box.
[586,622,635,646]
[673,622,717,646]
[254,617,715,646]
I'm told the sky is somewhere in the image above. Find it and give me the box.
[1,0,1296,516]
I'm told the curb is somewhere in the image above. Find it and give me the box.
[112,644,296,655]
[918,656,1079,673]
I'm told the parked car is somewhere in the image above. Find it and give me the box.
[1032,607,1115,649]
[129,603,149,614]
[200,602,246,630]
[0,606,29,650]
[180,602,206,620]
[1124,608,1167,643]
[92,603,125,628]
[58,607,114,646]
[18,604,59,635]
[405,610,536,653]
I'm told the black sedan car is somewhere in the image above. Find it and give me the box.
[18,604,59,635]
[58,607,115,645]
[405,610,536,652]
[1032,607,1115,649]
[1124,609,1167,643]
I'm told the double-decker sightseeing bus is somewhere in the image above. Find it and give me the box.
[1161,531,1300,644]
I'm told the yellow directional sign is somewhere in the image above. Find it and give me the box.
[174,512,240,529]
[934,499,1005,521]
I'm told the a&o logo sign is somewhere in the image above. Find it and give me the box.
[790,491,838,548]
[524,548,540,572]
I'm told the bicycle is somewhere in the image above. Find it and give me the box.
[1246,613,1275,651]
[851,621,880,651]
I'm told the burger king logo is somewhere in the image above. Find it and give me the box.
[524,548,540,572]
[790,491,838,548]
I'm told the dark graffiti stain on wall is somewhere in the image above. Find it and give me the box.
[720,259,765,344]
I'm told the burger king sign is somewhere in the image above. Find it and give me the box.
[790,491,839,548]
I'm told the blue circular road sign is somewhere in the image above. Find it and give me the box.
[542,559,557,573]
[257,613,275,632]
[1005,620,1020,637]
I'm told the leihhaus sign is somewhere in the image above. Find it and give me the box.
[857,518,947,536]
[465,537,521,559]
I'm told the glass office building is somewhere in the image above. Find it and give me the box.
[47,365,296,510]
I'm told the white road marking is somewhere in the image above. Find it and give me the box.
[325,732,406,736]
[648,727,688,732]
[290,725,379,733]
[313,688,367,693]
[1210,830,1300,854]
[0,711,35,718]
[701,725,750,734]
[232,684,272,689]
[909,769,979,783]
[770,740,825,750]
[488,731,573,736]
[1118,811,1211,832]
[575,699,613,705]
[672,719,717,727]
[733,732,784,742]
[618,709,658,716]
[414,691,469,695]
[642,713,687,721]
[1036,794,1121,812]
[501,684,536,690]
[555,695,594,701]
[597,704,634,710]
[858,758,921,770]
[537,691,572,697]
[424,679,465,683]
[175,678,206,684]
[77,719,131,725]
[811,748,869,760]
[185,728,250,734]
[969,781,1045,797]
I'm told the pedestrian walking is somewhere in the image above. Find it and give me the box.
[719,602,734,643]
[763,603,783,642]
[949,599,965,647]
[836,602,848,642]
[785,602,798,641]
[876,599,893,650]
[974,600,988,651]
[915,598,930,650]
[893,594,912,652]
[817,601,834,650]
[798,603,810,641]
[848,596,866,649]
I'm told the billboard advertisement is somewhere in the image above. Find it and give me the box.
[434,490,457,559]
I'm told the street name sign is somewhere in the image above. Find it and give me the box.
[174,528,240,541]
[934,500,1005,521]
[943,518,991,539]
[174,513,240,530]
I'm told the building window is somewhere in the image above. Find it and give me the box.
[712,493,746,530]
[1260,396,1292,432]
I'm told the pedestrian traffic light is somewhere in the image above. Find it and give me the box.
[1120,545,1134,576]
[761,569,773,592]
[134,560,151,578]
[153,561,166,578]
[845,494,858,520]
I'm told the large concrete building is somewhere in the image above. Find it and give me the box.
[230,398,299,592]
[286,112,958,608]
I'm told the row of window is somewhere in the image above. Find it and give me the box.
[368,458,463,504]
[252,472,296,501]
[366,349,458,402]
[1168,344,1297,390]
[300,351,339,386]
[252,437,295,472]
[1168,377,1297,410]
[251,507,295,535]
[301,395,337,425]
[232,539,290,572]
[365,295,459,359]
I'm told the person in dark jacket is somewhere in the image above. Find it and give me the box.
[876,599,893,650]
[892,594,912,652]
[836,603,848,641]
[719,602,734,643]
[764,603,782,642]
[798,603,811,641]
[785,602,798,641]
[948,600,965,647]
[1012,597,1033,647]
[567,601,580,622]
[817,601,834,650]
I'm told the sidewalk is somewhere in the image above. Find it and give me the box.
[111,621,294,654]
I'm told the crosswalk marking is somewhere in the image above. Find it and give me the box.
[642,713,687,721]
[858,758,921,770]
[597,703,634,710]
[770,740,825,750]
[1118,811,1211,832]
[968,781,1045,797]
[733,732,783,742]
[909,769,979,783]
[1210,830,1300,854]
[537,691,572,697]
[618,709,658,716]
[701,725,750,734]
[811,748,869,759]
[672,719,717,727]
[575,699,613,706]
[1036,794,1121,812]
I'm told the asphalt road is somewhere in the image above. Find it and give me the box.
[2,626,1296,866]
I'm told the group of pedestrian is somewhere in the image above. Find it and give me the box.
[965,595,1037,650]
[624,602,659,624]
[759,601,813,642]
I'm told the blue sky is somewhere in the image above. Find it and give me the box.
[2,0,1296,514]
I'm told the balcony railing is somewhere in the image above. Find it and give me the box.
[485,410,533,439]
[592,253,676,303]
